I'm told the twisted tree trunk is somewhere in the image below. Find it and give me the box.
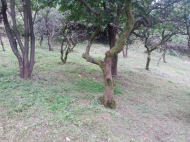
[80,0,134,108]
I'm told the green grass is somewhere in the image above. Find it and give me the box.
[0,39,190,141]
[75,78,122,94]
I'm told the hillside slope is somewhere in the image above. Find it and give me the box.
[0,41,190,141]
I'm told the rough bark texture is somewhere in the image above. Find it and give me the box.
[108,23,117,77]
[100,55,116,108]
[146,52,151,70]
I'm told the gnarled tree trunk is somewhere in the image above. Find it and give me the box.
[100,55,116,108]
[80,0,134,108]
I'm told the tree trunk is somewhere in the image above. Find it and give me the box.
[44,9,53,51]
[100,55,116,108]
[146,52,151,70]
[20,65,32,79]
[163,49,167,63]
[48,34,53,51]
[51,24,56,45]
[0,35,5,51]
[188,35,190,48]
[107,24,117,77]
[1,0,35,79]
[39,34,44,47]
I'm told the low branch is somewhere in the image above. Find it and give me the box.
[82,53,102,66]
[75,0,99,15]
[109,23,122,31]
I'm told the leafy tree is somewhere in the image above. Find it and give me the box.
[53,0,129,76]
[58,0,135,108]
[173,0,190,48]
[131,0,182,70]
[1,0,35,78]
[144,29,177,70]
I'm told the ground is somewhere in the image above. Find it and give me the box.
[0,39,190,142]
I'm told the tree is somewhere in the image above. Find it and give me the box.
[0,3,5,51]
[52,0,129,77]
[1,0,35,79]
[174,0,190,48]
[144,30,177,70]
[130,0,182,69]
[74,0,134,108]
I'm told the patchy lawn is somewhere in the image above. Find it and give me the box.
[0,40,190,141]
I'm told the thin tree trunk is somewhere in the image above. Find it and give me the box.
[48,34,53,51]
[39,33,43,47]
[0,35,5,51]
[23,0,30,78]
[44,9,53,51]
[2,0,24,78]
[188,35,190,48]
[51,23,56,45]
[146,52,151,70]
[27,0,35,74]
[108,24,117,77]
[163,49,167,63]
[1,0,35,79]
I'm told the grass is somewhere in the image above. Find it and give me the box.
[0,39,190,141]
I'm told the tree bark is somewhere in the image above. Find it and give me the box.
[146,52,151,70]
[100,55,116,108]
[45,9,53,51]
[108,24,118,77]
[163,49,167,63]
[48,34,53,51]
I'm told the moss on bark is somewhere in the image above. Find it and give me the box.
[99,96,117,109]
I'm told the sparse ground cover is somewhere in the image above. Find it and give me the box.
[0,39,190,141]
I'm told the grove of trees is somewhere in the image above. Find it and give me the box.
[0,0,190,108]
